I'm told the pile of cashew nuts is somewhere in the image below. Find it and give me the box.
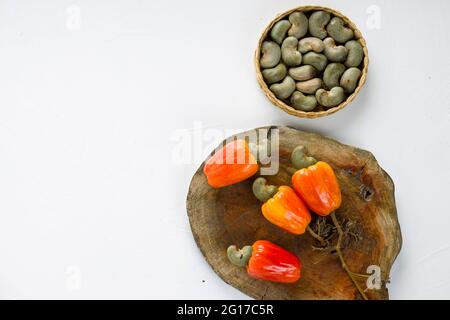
[259,10,364,112]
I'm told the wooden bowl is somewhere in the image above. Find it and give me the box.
[186,126,401,300]
[255,6,369,118]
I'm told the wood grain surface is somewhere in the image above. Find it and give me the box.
[186,126,401,300]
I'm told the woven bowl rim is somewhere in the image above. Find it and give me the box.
[255,5,369,119]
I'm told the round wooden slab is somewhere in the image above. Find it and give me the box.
[186,126,401,300]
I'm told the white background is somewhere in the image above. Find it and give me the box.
[0,0,449,299]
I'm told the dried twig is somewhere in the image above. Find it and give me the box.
[330,212,368,300]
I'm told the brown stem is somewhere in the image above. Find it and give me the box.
[349,271,370,278]
[330,212,369,300]
[306,225,327,247]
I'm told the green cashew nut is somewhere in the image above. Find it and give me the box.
[291,91,317,112]
[296,78,322,94]
[316,86,345,107]
[270,76,295,99]
[298,37,324,53]
[260,41,281,69]
[262,63,287,84]
[281,37,302,66]
[288,65,317,81]
[288,11,308,38]
[308,11,331,39]
[345,40,363,67]
[252,177,278,202]
[326,17,354,43]
[323,63,346,89]
[340,67,362,93]
[303,52,328,71]
[291,145,317,169]
[323,37,348,62]
[271,20,291,44]
[227,245,253,267]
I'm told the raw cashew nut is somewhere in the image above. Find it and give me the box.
[326,17,354,43]
[316,86,345,107]
[302,52,328,71]
[308,11,331,39]
[262,63,287,84]
[295,78,322,94]
[227,245,252,267]
[323,63,346,89]
[252,177,278,202]
[271,20,291,44]
[340,67,362,93]
[281,36,302,66]
[345,40,364,67]
[298,37,324,53]
[288,65,317,81]
[270,76,295,99]
[260,41,281,68]
[288,11,308,38]
[291,91,317,111]
[323,37,348,62]
[291,145,317,169]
